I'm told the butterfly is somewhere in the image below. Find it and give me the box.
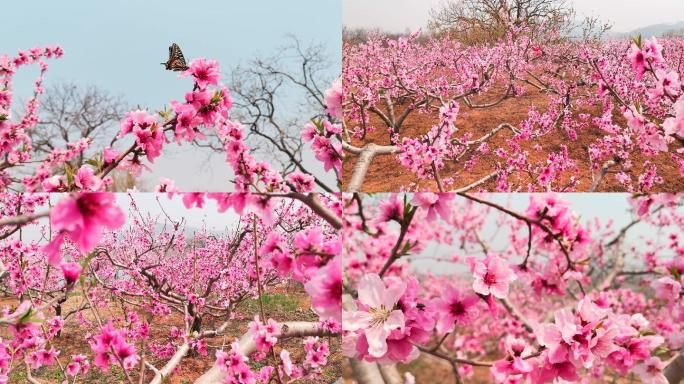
[161,43,189,71]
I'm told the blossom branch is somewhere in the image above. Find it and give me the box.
[194,322,335,384]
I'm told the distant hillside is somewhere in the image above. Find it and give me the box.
[611,21,684,39]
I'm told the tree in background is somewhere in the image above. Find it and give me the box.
[29,82,126,168]
[0,40,342,193]
[25,82,140,191]
[195,37,338,193]
[428,0,574,44]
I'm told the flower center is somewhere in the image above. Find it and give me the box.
[636,52,645,64]
[483,272,497,285]
[449,301,465,316]
[368,305,390,327]
[330,281,342,300]
[77,195,100,217]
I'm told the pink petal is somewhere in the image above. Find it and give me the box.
[365,326,389,358]
[358,274,386,308]
[342,311,371,332]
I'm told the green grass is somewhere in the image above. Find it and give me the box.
[9,365,64,382]
[241,293,300,316]
[7,369,27,382]
[249,357,270,370]
[16,364,129,383]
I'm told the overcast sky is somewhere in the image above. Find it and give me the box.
[410,193,681,274]
[2,0,341,191]
[343,0,684,33]
[114,194,240,232]
[19,193,240,243]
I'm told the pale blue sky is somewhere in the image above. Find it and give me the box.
[343,0,684,33]
[2,0,341,191]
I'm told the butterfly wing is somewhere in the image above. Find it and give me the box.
[169,43,189,71]
[169,59,189,72]
[163,43,189,71]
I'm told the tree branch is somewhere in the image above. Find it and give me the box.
[194,322,335,384]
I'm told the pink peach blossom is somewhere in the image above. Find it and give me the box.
[472,256,516,298]
[324,77,343,119]
[411,193,454,222]
[60,262,82,284]
[633,357,668,384]
[183,58,220,89]
[430,284,479,334]
[43,193,125,265]
[343,274,407,358]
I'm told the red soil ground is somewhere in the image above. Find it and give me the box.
[342,85,684,192]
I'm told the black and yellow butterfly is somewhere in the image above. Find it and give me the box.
[161,43,189,71]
